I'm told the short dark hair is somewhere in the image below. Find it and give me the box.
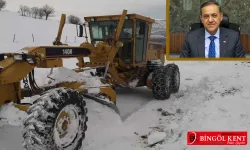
[200,1,222,15]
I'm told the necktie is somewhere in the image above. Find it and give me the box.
[208,36,216,58]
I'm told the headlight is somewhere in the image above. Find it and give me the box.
[13,54,27,61]
[27,57,36,64]
[13,54,22,60]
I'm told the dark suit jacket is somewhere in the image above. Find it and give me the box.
[180,27,246,58]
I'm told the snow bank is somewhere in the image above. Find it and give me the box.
[44,67,110,88]
[0,103,27,126]
[45,67,86,85]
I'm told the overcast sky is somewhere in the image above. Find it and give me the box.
[5,0,166,19]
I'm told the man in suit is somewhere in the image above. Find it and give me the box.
[180,1,246,58]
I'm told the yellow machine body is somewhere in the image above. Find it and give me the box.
[0,10,165,109]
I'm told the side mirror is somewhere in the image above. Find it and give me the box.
[76,24,84,37]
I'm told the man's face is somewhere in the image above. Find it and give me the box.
[200,4,223,35]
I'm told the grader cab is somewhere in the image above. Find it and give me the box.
[0,10,180,150]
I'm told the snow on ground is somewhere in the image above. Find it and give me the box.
[122,61,250,150]
[0,11,84,53]
[43,67,110,88]
[1,11,250,150]
[0,102,27,126]
[1,61,250,150]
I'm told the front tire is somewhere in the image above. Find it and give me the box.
[22,87,88,150]
[152,67,171,100]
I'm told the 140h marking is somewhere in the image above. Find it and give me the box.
[62,49,73,55]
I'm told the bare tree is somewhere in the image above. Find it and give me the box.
[31,7,39,18]
[0,0,6,11]
[38,8,45,19]
[19,5,29,16]
[26,7,31,17]
[68,15,81,24]
[42,4,55,20]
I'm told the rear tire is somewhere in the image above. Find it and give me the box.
[22,87,88,150]
[152,67,171,100]
[165,63,180,93]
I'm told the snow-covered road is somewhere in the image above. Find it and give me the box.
[1,61,250,150]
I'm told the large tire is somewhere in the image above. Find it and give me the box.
[165,63,180,93]
[22,87,88,150]
[152,67,171,100]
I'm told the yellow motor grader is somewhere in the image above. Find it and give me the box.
[0,10,180,150]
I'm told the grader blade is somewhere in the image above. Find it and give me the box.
[82,93,120,114]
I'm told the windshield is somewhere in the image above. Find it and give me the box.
[89,19,133,43]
